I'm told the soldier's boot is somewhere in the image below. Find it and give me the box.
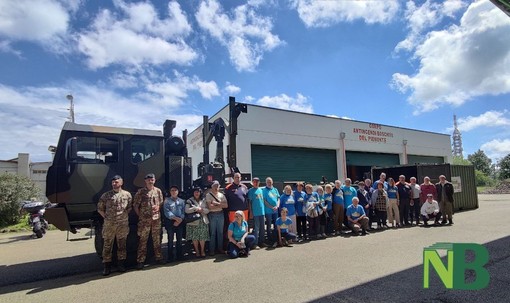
[118,261,126,273]
[102,263,111,276]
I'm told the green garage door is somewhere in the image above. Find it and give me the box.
[251,145,337,183]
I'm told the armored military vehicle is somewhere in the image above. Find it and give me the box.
[45,97,247,257]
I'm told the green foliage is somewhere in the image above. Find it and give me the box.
[468,150,493,175]
[499,154,510,180]
[452,156,471,165]
[475,170,495,187]
[0,173,40,227]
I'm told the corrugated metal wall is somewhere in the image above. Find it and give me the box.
[451,164,479,210]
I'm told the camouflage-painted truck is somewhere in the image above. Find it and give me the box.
[45,119,190,256]
[45,97,247,258]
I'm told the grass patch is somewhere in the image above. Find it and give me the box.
[0,214,56,233]
[477,186,489,193]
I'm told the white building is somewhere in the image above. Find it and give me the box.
[0,153,51,201]
[188,104,451,183]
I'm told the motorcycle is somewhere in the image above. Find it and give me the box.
[21,201,50,238]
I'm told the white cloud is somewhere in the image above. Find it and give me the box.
[0,72,221,161]
[196,80,219,99]
[195,0,283,72]
[449,110,510,132]
[77,0,196,69]
[143,72,220,106]
[291,0,400,28]
[0,40,22,57]
[0,0,70,53]
[392,0,510,114]
[256,93,313,113]
[225,83,241,95]
[244,96,255,102]
[480,139,510,160]
[395,0,467,52]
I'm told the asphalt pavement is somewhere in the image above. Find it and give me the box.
[0,194,509,303]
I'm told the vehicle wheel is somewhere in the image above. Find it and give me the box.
[33,222,43,238]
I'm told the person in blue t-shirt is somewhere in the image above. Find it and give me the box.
[273,207,297,247]
[247,177,265,248]
[262,177,280,243]
[373,172,389,191]
[227,211,255,258]
[305,184,321,240]
[279,185,297,233]
[341,178,357,228]
[332,180,345,235]
[293,182,307,241]
[386,178,401,228]
[346,197,370,235]
[324,184,334,235]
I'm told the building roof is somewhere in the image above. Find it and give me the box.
[190,102,450,138]
[63,122,163,137]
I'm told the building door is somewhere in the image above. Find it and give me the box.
[251,145,337,184]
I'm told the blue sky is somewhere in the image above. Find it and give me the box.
[1,0,509,163]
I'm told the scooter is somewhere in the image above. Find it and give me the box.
[21,201,49,238]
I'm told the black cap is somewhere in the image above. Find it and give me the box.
[252,177,260,181]
[192,187,202,193]
[144,173,155,179]
[170,185,179,191]
[111,175,122,181]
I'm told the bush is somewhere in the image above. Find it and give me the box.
[475,170,495,187]
[0,173,40,227]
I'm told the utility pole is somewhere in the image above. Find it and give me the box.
[66,94,75,123]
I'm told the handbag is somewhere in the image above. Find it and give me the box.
[184,200,201,223]
[185,212,201,223]
[306,204,319,218]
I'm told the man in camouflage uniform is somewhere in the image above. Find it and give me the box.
[97,175,132,276]
[134,173,164,269]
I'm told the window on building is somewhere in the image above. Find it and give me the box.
[32,170,47,174]
[131,138,160,164]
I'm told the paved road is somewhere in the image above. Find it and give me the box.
[1,194,509,303]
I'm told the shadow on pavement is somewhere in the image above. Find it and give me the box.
[0,234,35,244]
[0,240,219,295]
[309,235,510,303]
[0,252,102,293]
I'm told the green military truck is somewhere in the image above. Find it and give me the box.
[45,97,246,259]
[44,119,190,257]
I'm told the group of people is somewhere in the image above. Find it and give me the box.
[97,171,455,276]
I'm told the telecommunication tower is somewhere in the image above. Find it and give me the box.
[452,115,463,157]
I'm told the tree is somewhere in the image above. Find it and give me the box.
[452,156,471,165]
[467,149,493,175]
[0,173,40,227]
[499,154,510,180]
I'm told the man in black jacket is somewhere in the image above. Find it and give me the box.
[435,175,455,225]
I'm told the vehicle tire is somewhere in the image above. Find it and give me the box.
[34,222,43,238]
